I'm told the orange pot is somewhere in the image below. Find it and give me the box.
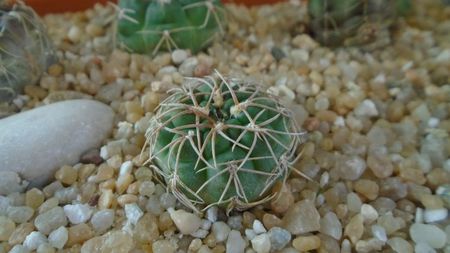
[25,0,284,15]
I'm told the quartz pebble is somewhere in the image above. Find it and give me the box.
[423,208,448,223]
[410,223,447,249]
[251,233,271,253]
[124,203,143,225]
[344,214,364,244]
[63,204,93,224]
[0,216,15,241]
[9,245,31,253]
[387,237,413,253]
[0,100,114,187]
[319,212,342,240]
[23,231,47,251]
[282,199,320,234]
[48,226,68,250]
[361,204,379,224]
[253,220,267,234]
[226,230,246,253]
[8,206,34,223]
[90,209,114,233]
[268,227,291,251]
[212,221,231,242]
[167,208,201,235]
[34,207,68,235]
[292,235,321,252]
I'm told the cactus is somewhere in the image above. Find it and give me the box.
[0,0,57,102]
[308,0,411,49]
[115,0,226,55]
[145,72,304,212]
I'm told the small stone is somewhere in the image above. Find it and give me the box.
[336,155,366,181]
[344,214,364,244]
[227,215,243,230]
[226,230,245,253]
[379,177,407,200]
[152,239,177,253]
[361,204,379,224]
[253,220,267,234]
[171,49,188,65]
[346,192,362,212]
[419,194,444,209]
[90,209,114,233]
[48,226,68,250]
[0,216,15,241]
[370,197,396,214]
[7,206,34,223]
[415,242,437,253]
[410,223,447,249]
[377,212,406,235]
[23,231,47,251]
[282,199,320,235]
[354,179,379,200]
[125,203,143,226]
[262,214,282,230]
[212,221,231,243]
[67,26,82,43]
[245,229,256,240]
[66,223,94,247]
[319,212,342,240]
[34,207,68,235]
[55,165,78,185]
[424,208,448,223]
[134,213,159,244]
[387,237,413,253]
[25,188,45,209]
[64,204,93,224]
[292,235,321,252]
[268,227,291,251]
[271,47,286,61]
[207,206,218,222]
[354,99,378,117]
[371,224,387,242]
[8,223,34,245]
[160,192,177,209]
[251,233,271,253]
[168,208,201,235]
[36,243,55,253]
[179,57,198,76]
[8,245,31,253]
[138,181,155,197]
[0,100,114,187]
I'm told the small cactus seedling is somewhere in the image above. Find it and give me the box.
[115,0,226,56]
[145,72,305,213]
[308,0,411,49]
[0,0,57,102]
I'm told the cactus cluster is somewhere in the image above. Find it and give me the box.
[0,1,57,102]
[115,0,226,56]
[145,73,304,212]
[308,0,411,49]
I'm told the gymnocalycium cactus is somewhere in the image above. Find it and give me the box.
[0,0,57,102]
[146,72,305,213]
[115,0,226,56]
[308,0,411,49]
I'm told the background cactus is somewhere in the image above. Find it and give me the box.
[115,0,226,55]
[308,0,411,49]
[146,73,304,212]
[0,1,57,103]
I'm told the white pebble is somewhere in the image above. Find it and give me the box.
[63,204,93,224]
[354,99,379,117]
[415,242,437,253]
[253,220,267,234]
[119,161,133,176]
[424,209,448,223]
[8,245,30,253]
[91,209,114,233]
[245,229,257,240]
[427,118,440,128]
[23,231,48,251]
[226,230,246,253]
[172,49,188,65]
[361,204,378,224]
[200,219,212,230]
[168,208,201,235]
[206,206,218,222]
[212,221,231,242]
[415,208,424,223]
[36,243,55,253]
[67,26,82,43]
[371,225,387,242]
[410,223,447,249]
[48,226,68,249]
[191,229,209,238]
[125,203,143,225]
[251,233,271,253]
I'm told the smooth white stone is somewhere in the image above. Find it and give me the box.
[0,100,114,188]
[410,223,447,249]
[424,209,448,223]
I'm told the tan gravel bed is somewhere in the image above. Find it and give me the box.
[1,1,449,253]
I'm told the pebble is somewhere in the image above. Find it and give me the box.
[7,206,34,223]
[282,199,320,235]
[423,208,448,223]
[251,233,271,253]
[48,226,68,249]
[354,99,379,117]
[63,204,93,224]
[23,231,47,251]
[8,245,30,253]
[152,239,177,253]
[171,49,188,65]
[292,235,321,252]
[371,224,387,242]
[0,216,15,241]
[134,213,159,244]
[410,223,447,249]
[66,223,94,247]
[179,57,198,76]
[268,227,291,251]
[0,100,114,187]
[82,230,135,253]
[212,221,231,242]
[319,212,342,240]
[336,155,367,180]
[167,208,201,235]
[344,214,364,244]
[415,242,437,253]
[206,206,218,222]
[377,212,406,235]
[34,207,68,235]
[361,204,379,224]
[354,179,379,200]
[90,209,114,233]
[387,237,413,253]
[253,220,267,234]
[226,230,246,253]
[37,243,55,253]
[124,203,143,226]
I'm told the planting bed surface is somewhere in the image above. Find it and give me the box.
[1,1,450,253]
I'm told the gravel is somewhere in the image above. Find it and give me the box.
[0,1,448,252]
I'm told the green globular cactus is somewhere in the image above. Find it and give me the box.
[115,0,226,56]
[308,0,411,49]
[146,73,304,212]
[0,1,57,102]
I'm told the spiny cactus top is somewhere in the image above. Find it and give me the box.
[308,0,411,49]
[0,1,57,103]
[146,73,304,213]
[115,0,226,55]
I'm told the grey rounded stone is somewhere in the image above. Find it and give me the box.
[0,100,114,189]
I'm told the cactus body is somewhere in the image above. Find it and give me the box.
[116,0,225,55]
[0,1,57,102]
[309,0,411,49]
[146,74,303,212]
